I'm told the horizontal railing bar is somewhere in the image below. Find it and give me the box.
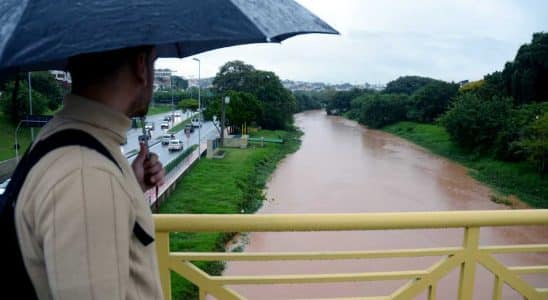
[154,210,548,232]
[209,270,428,284]
[290,297,388,300]
[170,247,460,261]
[480,244,548,253]
[509,266,548,274]
[537,288,548,295]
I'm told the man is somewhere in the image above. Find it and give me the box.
[15,46,165,299]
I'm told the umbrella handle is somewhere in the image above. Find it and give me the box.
[140,116,151,160]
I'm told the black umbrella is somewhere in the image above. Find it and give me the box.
[0,0,338,76]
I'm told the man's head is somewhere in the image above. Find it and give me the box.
[67,45,157,117]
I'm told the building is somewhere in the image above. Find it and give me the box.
[49,70,72,84]
[154,69,172,91]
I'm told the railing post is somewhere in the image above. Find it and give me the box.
[458,227,480,300]
[156,232,172,300]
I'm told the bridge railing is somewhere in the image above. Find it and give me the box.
[153,210,548,300]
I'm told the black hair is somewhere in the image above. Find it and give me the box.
[67,45,154,92]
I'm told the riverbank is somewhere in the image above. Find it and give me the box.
[157,128,302,299]
[383,121,548,208]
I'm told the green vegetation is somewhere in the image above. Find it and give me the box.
[158,129,301,299]
[167,113,198,134]
[0,112,32,161]
[384,122,548,208]
[177,98,198,111]
[1,71,63,124]
[164,145,198,174]
[208,60,296,130]
[147,104,173,116]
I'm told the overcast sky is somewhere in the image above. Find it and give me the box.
[155,0,548,85]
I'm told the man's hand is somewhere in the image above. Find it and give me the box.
[132,143,165,192]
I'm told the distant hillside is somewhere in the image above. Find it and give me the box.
[281,80,385,92]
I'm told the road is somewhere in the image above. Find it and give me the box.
[124,111,219,166]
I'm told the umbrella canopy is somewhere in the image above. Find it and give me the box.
[0,0,338,77]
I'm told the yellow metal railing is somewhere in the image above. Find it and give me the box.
[154,210,548,300]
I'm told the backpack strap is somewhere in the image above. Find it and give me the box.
[1,129,122,212]
[0,129,122,299]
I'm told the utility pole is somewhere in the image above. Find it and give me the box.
[221,96,229,146]
[193,57,201,159]
[28,72,34,141]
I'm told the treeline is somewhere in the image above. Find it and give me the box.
[0,72,65,123]
[323,32,548,174]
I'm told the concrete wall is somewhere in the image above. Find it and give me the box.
[223,135,248,148]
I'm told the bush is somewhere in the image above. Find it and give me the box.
[407,81,459,122]
[493,102,548,161]
[519,112,548,173]
[440,94,513,152]
[358,94,410,128]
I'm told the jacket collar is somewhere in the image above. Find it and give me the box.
[58,94,131,145]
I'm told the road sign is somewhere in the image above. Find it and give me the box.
[21,115,53,127]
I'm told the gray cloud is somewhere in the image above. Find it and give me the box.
[155,0,548,84]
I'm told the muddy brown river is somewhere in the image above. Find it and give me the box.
[218,110,547,300]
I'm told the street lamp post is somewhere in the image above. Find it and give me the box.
[193,57,201,159]
[221,96,230,146]
[28,72,34,141]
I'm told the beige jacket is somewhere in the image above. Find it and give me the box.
[15,94,163,300]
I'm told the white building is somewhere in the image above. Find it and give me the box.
[49,70,72,84]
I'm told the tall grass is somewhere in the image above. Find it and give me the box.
[384,121,548,208]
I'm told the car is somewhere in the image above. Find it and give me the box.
[144,122,154,131]
[174,112,181,118]
[160,121,169,129]
[161,134,174,145]
[163,115,172,122]
[168,139,183,151]
[0,178,11,195]
[184,124,194,133]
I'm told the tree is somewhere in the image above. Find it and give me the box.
[177,98,199,111]
[440,94,513,152]
[407,81,459,122]
[501,32,548,104]
[213,60,295,129]
[294,91,322,112]
[325,88,365,115]
[1,82,49,124]
[519,112,548,174]
[30,72,64,111]
[357,94,410,128]
[226,91,263,131]
[384,76,438,95]
[171,76,188,90]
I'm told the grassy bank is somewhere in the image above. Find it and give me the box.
[384,121,548,208]
[147,104,173,116]
[158,129,302,299]
[0,112,33,161]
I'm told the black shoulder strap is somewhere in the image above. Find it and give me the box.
[1,129,121,213]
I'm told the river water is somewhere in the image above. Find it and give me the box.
[219,110,547,299]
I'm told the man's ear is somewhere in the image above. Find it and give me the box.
[132,52,148,86]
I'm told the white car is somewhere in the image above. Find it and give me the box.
[191,118,201,128]
[0,178,11,195]
[174,112,181,118]
[168,139,183,152]
[160,121,169,129]
[161,134,174,145]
